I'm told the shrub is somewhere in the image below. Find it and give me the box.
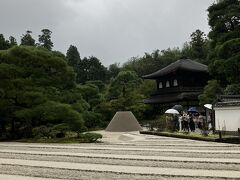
[79,132,102,143]
[32,126,54,139]
[82,111,102,129]
[156,115,167,131]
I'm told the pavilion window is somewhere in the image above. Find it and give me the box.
[166,81,170,88]
[159,82,163,89]
[173,79,178,86]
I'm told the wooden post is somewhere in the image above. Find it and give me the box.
[219,131,222,140]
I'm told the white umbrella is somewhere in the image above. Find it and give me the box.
[165,109,179,114]
[204,104,212,110]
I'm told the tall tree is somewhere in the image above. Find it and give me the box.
[190,29,207,58]
[66,45,81,69]
[38,29,53,50]
[182,29,209,64]
[0,46,84,138]
[199,0,240,104]
[9,36,17,47]
[0,34,10,50]
[107,70,147,119]
[123,48,181,76]
[108,63,121,79]
[199,80,223,106]
[207,0,240,86]
[77,56,107,83]
[108,70,141,99]
[20,30,35,46]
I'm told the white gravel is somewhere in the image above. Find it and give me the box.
[0,131,240,179]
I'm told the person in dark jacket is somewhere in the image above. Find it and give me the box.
[189,113,195,132]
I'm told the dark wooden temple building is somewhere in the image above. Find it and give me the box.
[142,58,209,107]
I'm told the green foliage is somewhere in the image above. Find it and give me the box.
[77,56,107,83]
[9,36,17,47]
[0,34,10,50]
[199,80,223,106]
[20,30,35,46]
[78,132,102,142]
[79,83,99,103]
[224,84,240,95]
[108,70,141,99]
[66,45,81,70]
[182,29,209,64]
[38,29,53,50]
[82,111,102,129]
[107,70,147,120]
[32,126,55,139]
[66,45,108,84]
[108,63,121,79]
[0,35,17,50]
[148,115,167,131]
[85,80,106,93]
[208,0,240,86]
[190,30,208,59]
[123,48,181,76]
[0,46,86,139]
[156,115,167,131]
[93,102,114,124]
[137,80,155,97]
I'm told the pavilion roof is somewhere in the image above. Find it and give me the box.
[142,58,208,79]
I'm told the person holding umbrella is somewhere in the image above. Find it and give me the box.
[165,109,179,131]
[187,107,199,132]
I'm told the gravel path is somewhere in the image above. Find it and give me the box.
[0,131,240,179]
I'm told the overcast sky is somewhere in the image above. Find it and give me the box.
[1,0,215,66]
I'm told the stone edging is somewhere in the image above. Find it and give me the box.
[140,131,240,144]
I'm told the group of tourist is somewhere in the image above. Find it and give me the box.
[179,112,207,132]
[167,111,210,132]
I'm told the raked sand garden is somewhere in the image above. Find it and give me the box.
[0,131,240,179]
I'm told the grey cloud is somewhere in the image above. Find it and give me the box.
[0,0,214,66]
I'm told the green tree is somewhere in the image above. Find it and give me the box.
[66,45,81,69]
[207,0,240,85]
[106,70,147,120]
[123,48,181,77]
[77,56,107,83]
[224,83,240,95]
[0,46,83,139]
[108,70,141,99]
[38,29,53,50]
[0,34,10,50]
[199,80,223,106]
[182,29,209,64]
[9,36,17,47]
[190,29,208,59]
[108,63,121,79]
[20,30,35,46]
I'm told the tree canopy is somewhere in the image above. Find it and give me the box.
[38,29,53,50]
[0,46,85,138]
[208,0,240,85]
[20,30,35,46]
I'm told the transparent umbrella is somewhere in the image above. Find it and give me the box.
[165,109,179,114]
[204,104,212,110]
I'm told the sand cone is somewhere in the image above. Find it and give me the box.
[106,111,142,132]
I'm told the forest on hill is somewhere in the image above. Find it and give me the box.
[0,0,239,140]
